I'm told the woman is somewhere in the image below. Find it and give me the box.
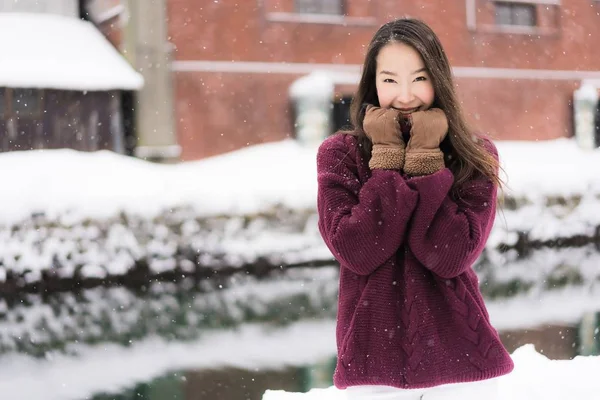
[316,18,514,399]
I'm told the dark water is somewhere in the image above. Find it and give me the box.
[0,268,339,357]
[86,322,600,400]
[90,360,336,400]
[1,261,599,400]
[0,268,339,400]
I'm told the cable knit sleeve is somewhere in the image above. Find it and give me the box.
[317,135,419,276]
[404,145,498,279]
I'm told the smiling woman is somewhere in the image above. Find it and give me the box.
[317,18,513,399]
[344,18,501,191]
[374,42,435,114]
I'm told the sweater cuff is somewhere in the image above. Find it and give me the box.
[404,149,445,176]
[369,145,405,170]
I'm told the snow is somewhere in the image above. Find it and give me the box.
[0,140,317,225]
[0,137,598,226]
[0,13,143,91]
[263,344,600,399]
[1,137,600,295]
[0,137,599,398]
[495,138,600,197]
[575,82,599,102]
[289,71,335,99]
[487,285,600,331]
[0,266,339,356]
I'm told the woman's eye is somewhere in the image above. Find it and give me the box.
[383,78,396,83]
[414,76,427,82]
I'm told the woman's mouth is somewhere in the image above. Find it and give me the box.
[395,107,420,114]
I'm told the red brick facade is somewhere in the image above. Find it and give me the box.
[86,0,124,48]
[97,17,122,49]
[167,0,600,160]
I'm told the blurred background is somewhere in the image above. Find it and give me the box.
[3,0,600,159]
[1,1,600,399]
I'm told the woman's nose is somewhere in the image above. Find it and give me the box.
[395,85,414,104]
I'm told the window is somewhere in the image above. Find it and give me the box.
[13,89,42,117]
[332,95,353,134]
[0,88,43,119]
[495,2,537,27]
[596,100,600,148]
[295,0,343,15]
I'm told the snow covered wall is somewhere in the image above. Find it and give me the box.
[0,139,599,299]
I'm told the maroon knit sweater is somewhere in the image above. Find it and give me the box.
[316,133,514,389]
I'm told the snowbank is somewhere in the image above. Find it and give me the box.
[0,139,599,399]
[0,141,316,225]
[1,138,600,299]
[262,345,600,400]
[0,137,599,232]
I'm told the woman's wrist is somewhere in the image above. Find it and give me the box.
[369,144,406,170]
[404,148,444,176]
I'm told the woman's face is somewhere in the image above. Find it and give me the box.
[375,41,435,116]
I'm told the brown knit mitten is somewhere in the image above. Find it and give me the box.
[363,105,406,170]
[404,108,448,176]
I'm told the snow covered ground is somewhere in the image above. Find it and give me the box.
[0,138,598,268]
[263,344,600,400]
[1,137,599,226]
[1,137,600,300]
[1,137,600,318]
[1,138,600,398]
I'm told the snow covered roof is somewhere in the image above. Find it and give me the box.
[0,13,143,91]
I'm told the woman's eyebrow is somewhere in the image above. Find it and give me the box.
[379,68,427,76]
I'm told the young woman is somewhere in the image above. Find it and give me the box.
[316,18,514,399]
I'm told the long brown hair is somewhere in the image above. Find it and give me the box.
[346,18,502,191]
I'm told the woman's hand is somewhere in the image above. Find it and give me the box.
[363,105,406,170]
[404,108,448,176]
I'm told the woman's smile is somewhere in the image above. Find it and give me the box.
[393,107,420,115]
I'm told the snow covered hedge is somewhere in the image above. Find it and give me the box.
[1,204,599,301]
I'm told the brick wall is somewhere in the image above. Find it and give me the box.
[85,0,124,48]
[167,0,600,160]
[97,16,122,49]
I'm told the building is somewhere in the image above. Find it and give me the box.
[7,1,598,159]
[0,0,142,153]
[83,0,125,48]
[162,0,600,160]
